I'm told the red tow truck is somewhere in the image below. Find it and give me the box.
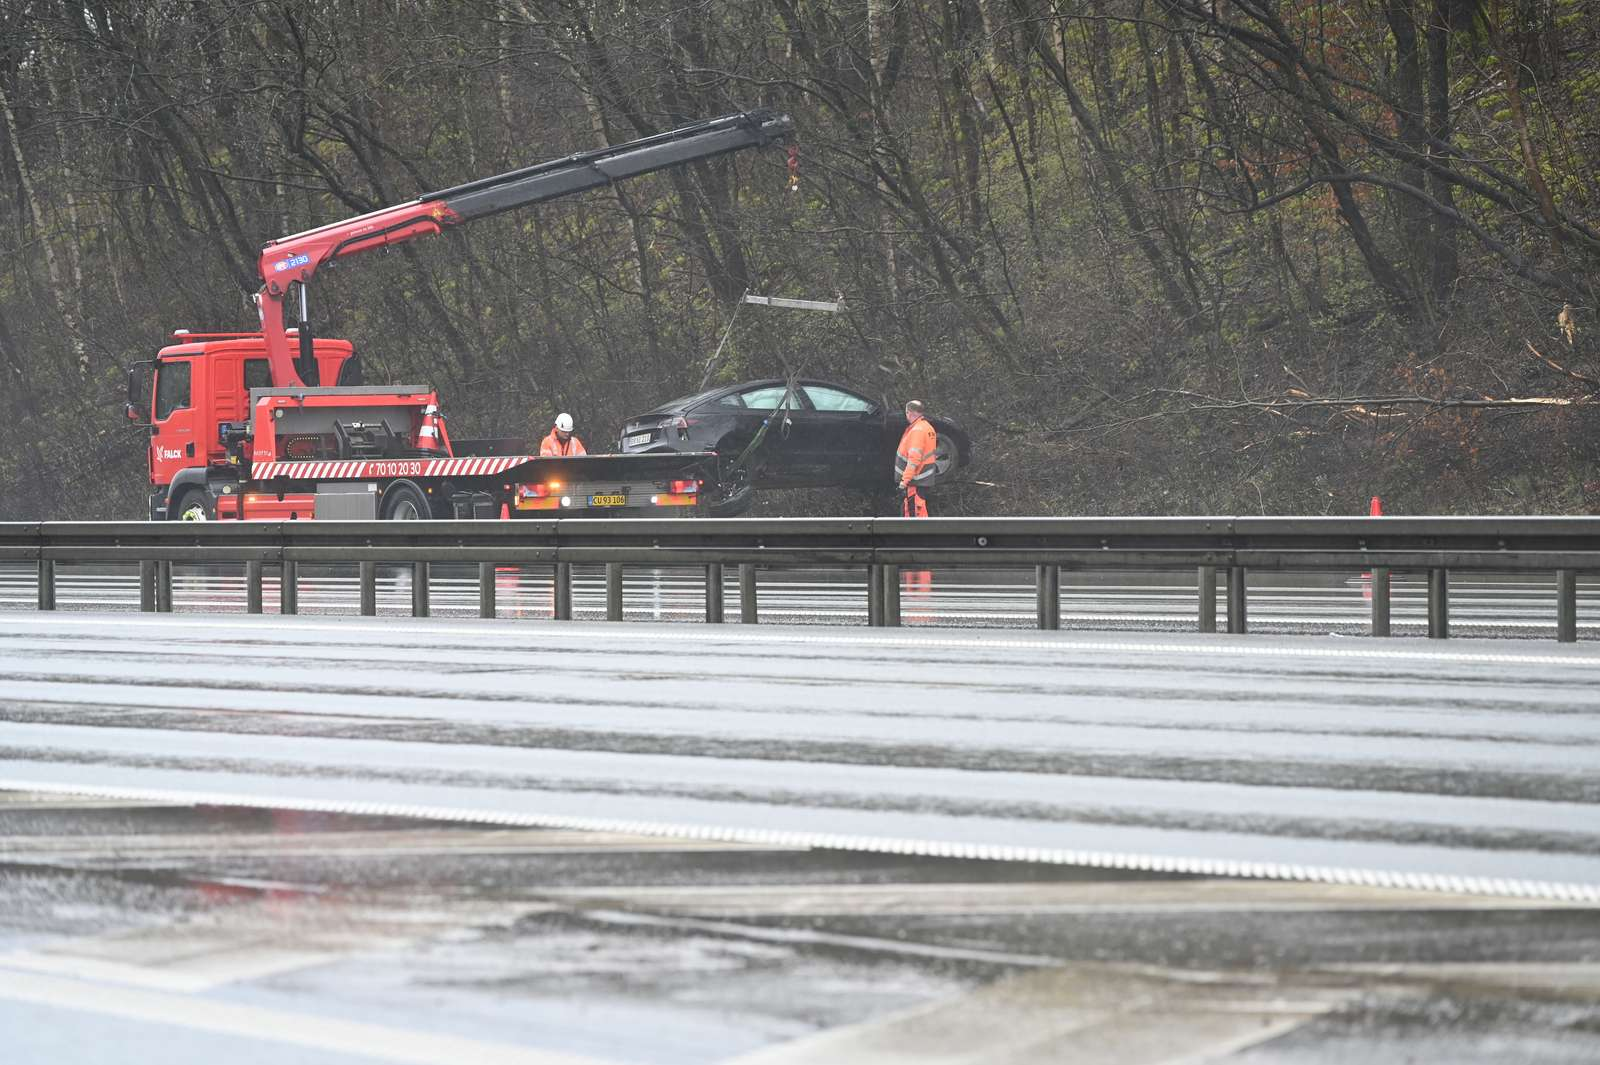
[128,110,794,521]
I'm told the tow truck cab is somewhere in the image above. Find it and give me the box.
[132,331,358,520]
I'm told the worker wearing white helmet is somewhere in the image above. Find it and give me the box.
[540,412,587,457]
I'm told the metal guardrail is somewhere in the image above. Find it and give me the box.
[2,516,1595,641]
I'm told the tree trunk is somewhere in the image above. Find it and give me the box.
[1485,2,1563,255]
[1424,0,1461,300]
[0,77,88,381]
[1383,1,1433,298]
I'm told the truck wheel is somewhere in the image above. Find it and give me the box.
[380,480,434,520]
[171,487,212,522]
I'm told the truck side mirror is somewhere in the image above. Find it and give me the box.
[126,360,153,423]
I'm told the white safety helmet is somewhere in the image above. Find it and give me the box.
[554,412,574,433]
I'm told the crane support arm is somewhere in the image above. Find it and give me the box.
[256,108,794,387]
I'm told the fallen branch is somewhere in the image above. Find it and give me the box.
[1051,387,1596,437]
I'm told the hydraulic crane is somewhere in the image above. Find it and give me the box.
[130,110,794,522]
[257,110,794,388]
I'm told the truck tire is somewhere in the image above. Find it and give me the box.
[170,487,212,522]
[380,480,435,520]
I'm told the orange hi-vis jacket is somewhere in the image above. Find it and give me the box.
[540,430,587,457]
[895,415,938,488]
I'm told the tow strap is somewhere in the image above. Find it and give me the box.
[726,372,802,477]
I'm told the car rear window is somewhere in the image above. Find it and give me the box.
[738,386,791,409]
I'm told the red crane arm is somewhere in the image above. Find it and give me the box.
[255,109,794,387]
[256,200,460,386]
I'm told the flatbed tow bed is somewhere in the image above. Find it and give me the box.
[233,451,719,520]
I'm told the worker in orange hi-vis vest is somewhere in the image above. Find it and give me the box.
[894,399,937,518]
[540,412,587,457]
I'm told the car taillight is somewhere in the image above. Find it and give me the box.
[673,416,689,430]
[669,479,699,494]
[519,482,560,498]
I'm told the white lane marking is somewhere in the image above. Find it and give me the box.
[3,778,1596,904]
[578,908,1067,970]
[722,965,1348,1065]
[0,945,341,994]
[0,968,619,1065]
[1321,961,1600,997]
[532,880,1589,915]
[8,612,1600,667]
[0,897,559,994]
[0,828,784,860]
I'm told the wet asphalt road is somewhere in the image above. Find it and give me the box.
[3,795,1600,1063]
[2,611,1599,1061]
[4,612,1600,892]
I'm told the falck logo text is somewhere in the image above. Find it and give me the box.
[273,253,311,273]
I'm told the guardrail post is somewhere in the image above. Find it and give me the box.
[37,560,55,611]
[156,561,174,613]
[867,564,883,626]
[36,561,55,611]
[1197,566,1217,633]
[606,563,623,621]
[1427,568,1448,639]
[739,564,758,624]
[554,562,572,620]
[246,561,263,614]
[1035,565,1059,630]
[281,561,298,615]
[139,561,156,612]
[359,562,376,616]
[883,564,901,627]
[1369,567,1390,637]
[1225,566,1247,634]
[1557,569,1578,643]
[705,563,723,623]
[412,562,430,617]
[479,562,496,619]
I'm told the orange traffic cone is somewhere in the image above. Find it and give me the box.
[499,502,510,520]
[1369,496,1383,516]
[416,404,445,452]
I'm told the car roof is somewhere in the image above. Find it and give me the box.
[641,378,876,415]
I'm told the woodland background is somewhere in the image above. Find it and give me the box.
[1,0,1597,519]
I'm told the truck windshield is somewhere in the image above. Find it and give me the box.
[154,361,191,420]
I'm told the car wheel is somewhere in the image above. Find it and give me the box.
[381,480,435,520]
[923,436,961,484]
[170,487,212,521]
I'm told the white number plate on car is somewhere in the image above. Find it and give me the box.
[625,432,654,447]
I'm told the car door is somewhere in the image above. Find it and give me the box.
[798,384,883,486]
[727,383,806,484]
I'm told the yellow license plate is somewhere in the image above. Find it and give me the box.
[589,493,627,507]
